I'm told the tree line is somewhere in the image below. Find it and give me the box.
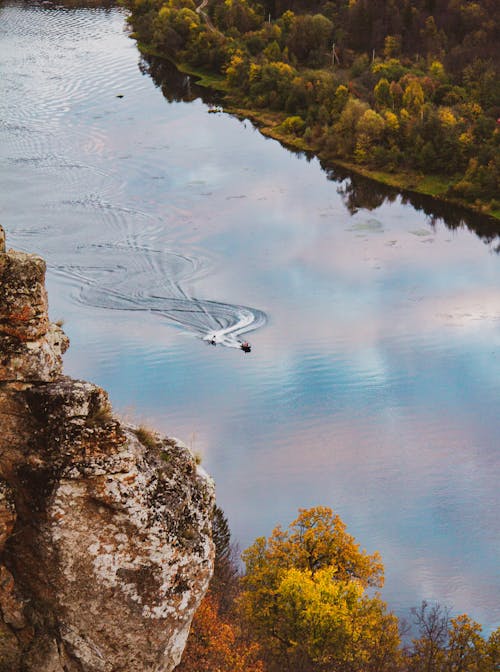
[124,0,499,216]
[175,506,499,672]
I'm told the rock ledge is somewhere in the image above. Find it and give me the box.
[0,226,214,672]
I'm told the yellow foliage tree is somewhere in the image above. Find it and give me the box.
[239,507,397,672]
[403,80,425,117]
[438,106,457,128]
[445,614,488,672]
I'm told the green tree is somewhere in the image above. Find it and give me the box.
[374,78,393,110]
[278,115,306,136]
[355,109,386,163]
[286,14,333,67]
[263,40,282,62]
[333,97,370,157]
[420,16,446,57]
[332,84,349,115]
[372,58,407,82]
[210,505,240,613]
[248,61,297,108]
[215,0,263,34]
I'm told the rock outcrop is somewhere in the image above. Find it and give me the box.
[0,226,215,672]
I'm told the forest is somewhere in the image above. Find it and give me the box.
[124,0,500,216]
[176,506,499,672]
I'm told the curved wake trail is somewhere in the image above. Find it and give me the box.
[0,4,266,351]
[53,242,266,349]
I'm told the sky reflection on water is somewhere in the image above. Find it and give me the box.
[0,1,499,632]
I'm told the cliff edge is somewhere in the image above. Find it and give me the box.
[0,226,215,672]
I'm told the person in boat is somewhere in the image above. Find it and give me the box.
[240,341,251,352]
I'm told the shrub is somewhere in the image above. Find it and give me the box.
[135,424,158,448]
[278,115,306,136]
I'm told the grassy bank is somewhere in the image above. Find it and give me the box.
[124,0,499,224]
[174,62,228,91]
[132,45,499,222]
[134,42,228,91]
[222,103,500,220]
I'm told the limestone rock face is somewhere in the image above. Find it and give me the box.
[0,230,69,382]
[0,227,215,672]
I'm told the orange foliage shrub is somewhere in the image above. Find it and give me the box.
[176,593,265,672]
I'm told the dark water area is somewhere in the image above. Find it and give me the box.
[140,55,221,106]
[1,1,499,632]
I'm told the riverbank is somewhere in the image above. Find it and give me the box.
[125,0,499,222]
[225,105,500,219]
[138,49,500,222]
[3,0,499,635]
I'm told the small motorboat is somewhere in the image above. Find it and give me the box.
[240,341,251,352]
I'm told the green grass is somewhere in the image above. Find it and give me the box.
[418,174,455,196]
[134,41,499,221]
[135,424,158,449]
[176,62,228,91]
[88,401,114,427]
[135,41,228,91]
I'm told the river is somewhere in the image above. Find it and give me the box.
[0,0,499,631]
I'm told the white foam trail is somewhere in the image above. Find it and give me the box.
[203,307,266,348]
[56,259,267,350]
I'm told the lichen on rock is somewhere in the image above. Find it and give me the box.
[0,228,69,382]
[0,226,215,672]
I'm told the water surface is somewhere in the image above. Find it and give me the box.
[1,0,499,631]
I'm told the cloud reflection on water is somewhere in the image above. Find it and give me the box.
[2,2,499,633]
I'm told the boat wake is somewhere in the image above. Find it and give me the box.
[52,242,266,350]
[0,2,266,353]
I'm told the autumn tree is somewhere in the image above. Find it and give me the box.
[176,593,265,672]
[486,626,500,670]
[445,614,488,672]
[243,506,384,587]
[332,97,370,156]
[177,506,264,672]
[355,109,386,162]
[406,605,499,672]
[238,507,398,672]
[402,79,425,118]
[408,601,450,672]
[384,35,401,58]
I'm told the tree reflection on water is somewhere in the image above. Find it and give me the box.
[328,165,500,252]
[142,53,500,253]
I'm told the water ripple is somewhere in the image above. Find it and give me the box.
[0,1,266,348]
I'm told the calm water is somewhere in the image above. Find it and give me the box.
[1,1,499,631]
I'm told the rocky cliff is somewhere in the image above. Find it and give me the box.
[0,226,215,672]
